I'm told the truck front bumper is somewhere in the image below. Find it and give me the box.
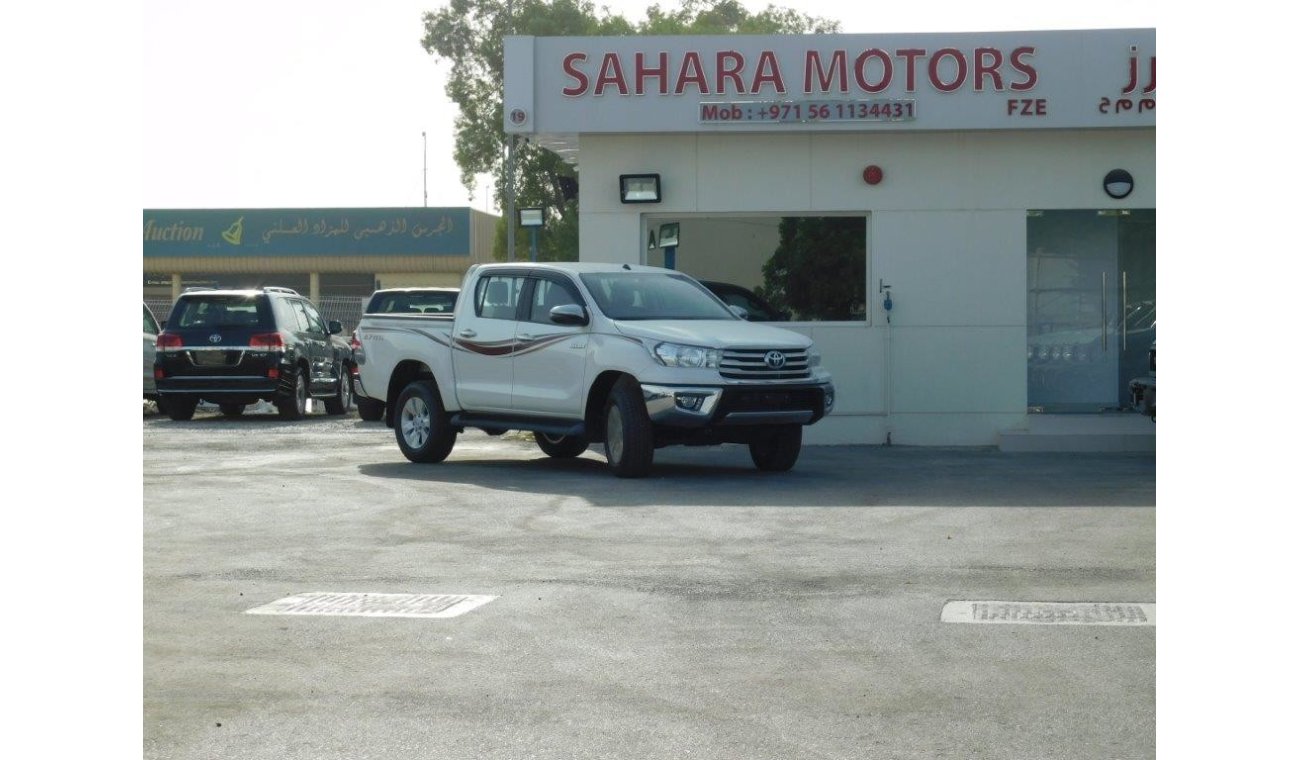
[641,382,835,428]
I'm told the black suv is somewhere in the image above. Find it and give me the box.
[154,287,353,421]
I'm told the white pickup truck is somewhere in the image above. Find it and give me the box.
[353,262,835,477]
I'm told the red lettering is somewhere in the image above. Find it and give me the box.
[635,52,669,96]
[854,49,892,93]
[562,53,588,96]
[804,50,847,94]
[716,51,745,94]
[973,48,1003,92]
[896,48,926,92]
[752,51,786,94]
[674,51,709,94]
[1009,46,1037,91]
[594,53,628,96]
[928,48,966,92]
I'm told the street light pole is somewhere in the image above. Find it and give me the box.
[422,131,428,207]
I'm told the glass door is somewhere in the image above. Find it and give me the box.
[1027,210,1155,413]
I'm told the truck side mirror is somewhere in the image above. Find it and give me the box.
[549,304,589,326]
[728,305,750,320]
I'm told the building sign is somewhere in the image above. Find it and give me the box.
[142,208,471,258]
[504,29,1155,135]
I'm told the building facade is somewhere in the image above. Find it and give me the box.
[503,29,1156,449]
[143,207,499,303]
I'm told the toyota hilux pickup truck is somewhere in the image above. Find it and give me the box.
[354,262,835,477]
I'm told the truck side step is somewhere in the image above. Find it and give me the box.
[449,413,586,439]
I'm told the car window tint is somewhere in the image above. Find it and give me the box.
[475,275,526,320]
[526,279,580,323]
[171,296,266,328]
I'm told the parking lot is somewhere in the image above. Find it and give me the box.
[143,406,1156,760]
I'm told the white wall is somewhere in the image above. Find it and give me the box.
[578,129,1155,445]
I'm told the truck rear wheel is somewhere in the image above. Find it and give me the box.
[749,425,802,472]
[394,380,456,463]
[536,433,588,458]
[603,377,654,478]
[356,395,384,421]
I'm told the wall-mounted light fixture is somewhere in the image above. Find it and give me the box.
[658,222,680,247]
[1103,169,1134,200]
[619,173,661,203]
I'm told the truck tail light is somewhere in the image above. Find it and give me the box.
[156,333,182,350]
[350,331,362,351]
[250,332,285,350]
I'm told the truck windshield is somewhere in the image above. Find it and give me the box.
[580,272,736,321]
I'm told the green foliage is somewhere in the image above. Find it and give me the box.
[420,1,838,261]
[758,217,866,321]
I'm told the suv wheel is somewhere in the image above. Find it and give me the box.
[394,380,456,463]
[324,371,352,415]
[165,395,198,421]
[603,377,654,478]
[277,368,309,420]
[536,433,588,458]
[749,425,802,472]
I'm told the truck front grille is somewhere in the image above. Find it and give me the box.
[719,348,810,381]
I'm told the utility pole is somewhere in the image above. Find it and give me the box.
[504,0,516,261]
[422,131,428,207]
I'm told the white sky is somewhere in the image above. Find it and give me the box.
[141,0,1160,213]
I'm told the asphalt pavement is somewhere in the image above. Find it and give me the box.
[143,406,1156,760]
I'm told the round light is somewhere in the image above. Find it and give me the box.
[1104,169,1134,199]
[863,165,884,185]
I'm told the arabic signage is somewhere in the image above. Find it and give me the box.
[504,29,1155,134]
[142,208,471,258]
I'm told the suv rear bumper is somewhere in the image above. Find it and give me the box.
[641,382,834,428]
[156,377,281,396]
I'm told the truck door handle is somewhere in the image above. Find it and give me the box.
[458,329,477,338]
[517,333,535,341]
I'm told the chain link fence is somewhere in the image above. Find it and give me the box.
[146,296,367,336]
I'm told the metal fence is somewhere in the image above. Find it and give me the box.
[146,296,367,336]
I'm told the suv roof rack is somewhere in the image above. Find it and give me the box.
[262,286,300,295]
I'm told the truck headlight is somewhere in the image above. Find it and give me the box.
[808,347,822,368]
[653,342,721,368]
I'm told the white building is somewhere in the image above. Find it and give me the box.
[504,29,1156,450]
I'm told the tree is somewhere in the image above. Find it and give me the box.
[758,217,866,321]
[420,1,838,261]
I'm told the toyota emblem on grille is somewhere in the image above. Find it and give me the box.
[764,350,787,369]
[208,334,223,344]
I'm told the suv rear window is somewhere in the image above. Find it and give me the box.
[169,295,271,329]
[366,289,459,314]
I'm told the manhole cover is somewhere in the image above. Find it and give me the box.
[246,592,495,619]
[942,600,1155,626]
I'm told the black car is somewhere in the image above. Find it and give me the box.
[700,281,790,322]
[153,286,353,421]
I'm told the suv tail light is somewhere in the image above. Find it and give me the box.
[156,333,182,350]
[250,332,285,350]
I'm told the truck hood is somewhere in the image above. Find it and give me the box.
[612,319,812,349]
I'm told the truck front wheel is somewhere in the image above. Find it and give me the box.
[749,425,802,472]
[603,377,654,478]
[394,380,456,463]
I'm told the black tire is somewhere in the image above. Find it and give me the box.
[219,403,245,418]
[356,395,384,421]
[749,425,803,472]
[603,377,654,478]
[394,380,456,463]
[324,371,352,415]
[165,395,198,421]
[536,433,588,458]
[277,367,309,420]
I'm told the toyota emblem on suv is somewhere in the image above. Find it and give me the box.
[208,334,223,344]
[764,350,786,369]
